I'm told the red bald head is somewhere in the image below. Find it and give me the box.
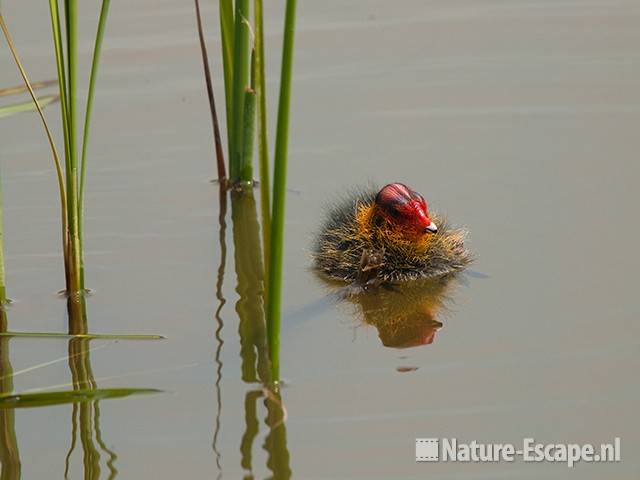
[374,183,437,239]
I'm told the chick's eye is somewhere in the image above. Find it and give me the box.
[388,206,403,218]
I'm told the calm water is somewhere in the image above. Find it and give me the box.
[1,1,639,478]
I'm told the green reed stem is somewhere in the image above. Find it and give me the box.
[79,0,111,262]
[254,0,271,274]
[230,0,250,182]
[240,88,256,182]
[266,0,298,381]
[219,0,234,159]
[65,0,77,185]
[48,0,71,182]
[64,0,84,293]
[48,0,75,290]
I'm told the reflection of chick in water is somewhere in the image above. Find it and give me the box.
[348,276,457,348]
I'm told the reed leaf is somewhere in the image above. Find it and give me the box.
[0,388,160,409]
[0,331,165,340]
[266,0,298,381]
[0,95,58,119]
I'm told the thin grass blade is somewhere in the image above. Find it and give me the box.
[0,79,57,97]
[0,344,110,381]
[28,363,195,394]
[195,0,226,181]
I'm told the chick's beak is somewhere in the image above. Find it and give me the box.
[424,222,438,234]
